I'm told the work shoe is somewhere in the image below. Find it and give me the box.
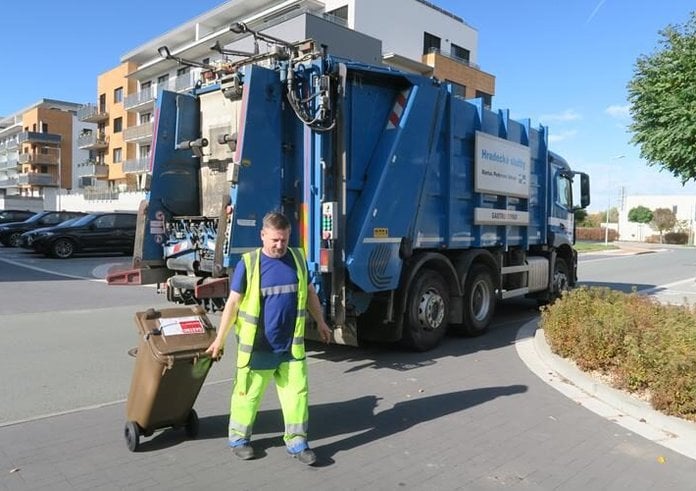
[290,448,317,465]
[232,444,255,460]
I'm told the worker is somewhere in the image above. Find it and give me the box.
[206,211,332,465]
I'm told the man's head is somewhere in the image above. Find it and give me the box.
[260,211,291,258]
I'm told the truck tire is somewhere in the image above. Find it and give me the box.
[551,257,570,300]
[456,264,495,336]
[402,269,449,351]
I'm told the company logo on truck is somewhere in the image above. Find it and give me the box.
[475,131,531,199]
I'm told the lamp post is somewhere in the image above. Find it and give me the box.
[605,154,625,246]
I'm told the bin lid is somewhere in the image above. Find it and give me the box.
[134,307,217,360]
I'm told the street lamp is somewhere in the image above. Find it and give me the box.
[605,154,625,246]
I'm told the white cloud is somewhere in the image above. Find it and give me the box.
[548,130,578,144]
[605,104,630,119]
[539,109,582,123]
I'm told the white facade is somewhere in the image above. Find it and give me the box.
[323,0,478,64]
[618,194,696,242]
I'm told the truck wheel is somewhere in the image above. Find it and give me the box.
[402,269,449,351]
[52,239,75,259]
[185,409,199,439]
[8,232,21,248]
[458,264,495,336]
[552,258,570,299]
[125,421,140,452]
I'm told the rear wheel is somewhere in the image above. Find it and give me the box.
[185,409,199,439]
[52,239,75,259]
[8,232,21,248]
[453,264,496,336]
[402,269,449,351]
[124,421,140,452]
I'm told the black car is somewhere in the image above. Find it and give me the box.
[19,216,84,249]
[0,211,85,247]
[0,209,37,225]
[32,212,137,259]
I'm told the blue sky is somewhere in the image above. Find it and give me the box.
[2,0,694,212]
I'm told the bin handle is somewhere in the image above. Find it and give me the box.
[144,328,161,340]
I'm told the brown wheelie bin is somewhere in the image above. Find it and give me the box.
[124,306,216,451]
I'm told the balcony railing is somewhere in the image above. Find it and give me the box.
[84,187,120,200]
[17,131,62,145]
[0,176,19,188]
[123,157,150,174]
[0,157,19,171]
[18,153,59,165]
[425,47,480,70]
[78,103,109,123]
[124,86,156,111]
[17,172,57,186]
[123,122,154,142]
[79,162,109,178]
[174,72,196,92]
[78,132,109,149]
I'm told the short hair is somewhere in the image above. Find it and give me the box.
[262,211,291,231]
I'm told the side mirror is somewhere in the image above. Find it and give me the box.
[572,172,591,210]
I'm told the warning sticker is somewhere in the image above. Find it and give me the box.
[158,316,206,336]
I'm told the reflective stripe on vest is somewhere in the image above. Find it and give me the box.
[235,247,308,368]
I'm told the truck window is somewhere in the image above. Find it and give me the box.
[556,174,572,210]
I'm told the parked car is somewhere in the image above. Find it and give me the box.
[0,211,85,247]
[0,209,37,225]
[19,216,84,249]
[31,212,137,259]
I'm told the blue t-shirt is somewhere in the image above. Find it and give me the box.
[231,251,304,368]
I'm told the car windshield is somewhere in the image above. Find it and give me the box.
[70,214,97,227]
[24,212,49,224]
[54,217,82,228]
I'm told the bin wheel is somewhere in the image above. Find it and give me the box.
[125,421,141,452]
[185,409,199,439]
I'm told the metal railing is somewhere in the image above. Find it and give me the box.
[18,153,59,165]
[79,163,109,178]
[78,132,108,148]
[123,157,150,174]
[123,122,154,142]
[426,47,480,70]
[124,86,156,110]
[78,103,109,122]
[175,72,196,92]
[17,173,57,186]
[0,158,19,170]
[83,187,120,200]
[18,131,62,145]
[0,176,19,187]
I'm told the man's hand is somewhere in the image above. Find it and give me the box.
[317,321,332,344]
[205,339,224,360]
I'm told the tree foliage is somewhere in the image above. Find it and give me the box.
[628,205,653,224]
[627,12,696,183]
[650,208,677,242]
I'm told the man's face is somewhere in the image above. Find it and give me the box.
[261,226,290,258]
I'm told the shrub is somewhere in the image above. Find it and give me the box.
[541,287,696,421]
[664,232,689,244]
[575,227,619,242]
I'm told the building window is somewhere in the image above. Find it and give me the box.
[157,74,169,87]
[475,90,493,109]
[114,87,123,104]
[451,43,470,64]
[42,123,49,133]
[113,148,122,164]
[177,66,190,76]
[423,32,441,55]
[141,81,151,91]
[99,93,106,112]
[327,5,348,21]
[113,117,123,133]
[139,113,151,124]
[447,80,467,98]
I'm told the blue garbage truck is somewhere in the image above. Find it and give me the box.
[109,32,590,351]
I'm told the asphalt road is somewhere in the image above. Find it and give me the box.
[1,245,695,489]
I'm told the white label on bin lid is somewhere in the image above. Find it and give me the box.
[158,316,206,336]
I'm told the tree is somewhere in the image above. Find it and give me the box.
[574,208,588,224]
[628,205,653,224]
[627,12,696,183]
[650,208,677,243]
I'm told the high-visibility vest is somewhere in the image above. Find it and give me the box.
[235,247,308,368]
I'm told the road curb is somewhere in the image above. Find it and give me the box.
[516,318,696,461]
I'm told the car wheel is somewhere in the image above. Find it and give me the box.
[52,239,75,259]
[8,232,22,248]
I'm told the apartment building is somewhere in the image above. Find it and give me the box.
[0,100,94,204]
[80,0,494,194]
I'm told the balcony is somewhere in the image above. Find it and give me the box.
[0,176,19,188]
[17,172,57,186]
[123,157,150,174]
[78,132,109,150]
[175,72,196,92]
[124,86,156,111]
[78,103,109,123]
[123,122,154,143]
[79,161,109,178]
[18,131,62,145]
[0,157,19,171]
[18,153,59,165]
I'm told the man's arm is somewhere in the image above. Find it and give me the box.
[307,283,331,343]
[206,289,242,359]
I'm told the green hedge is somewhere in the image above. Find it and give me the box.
[540,287,696,421]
